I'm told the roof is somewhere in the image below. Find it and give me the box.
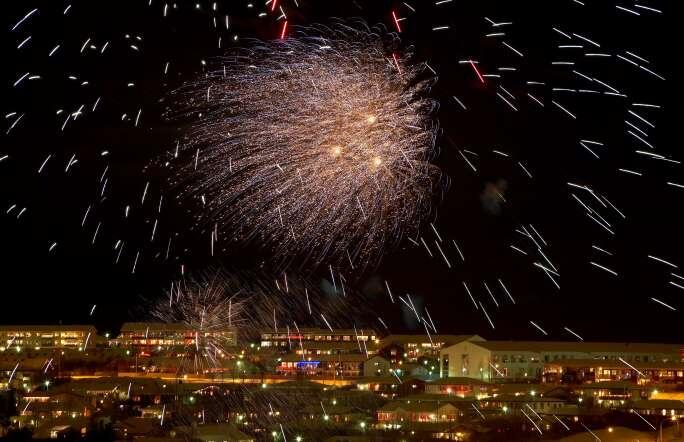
[267,380,327,390]
[0,357,50,371]
[356,375,423,385]
[262,328,378,336]
[279,353,368,363]
[116,417,165,436]
[546,358,684,369]
[489,383,564,395]
[175,423,254,441]
[380,334,483,346]
[401,393,476,406]
[460,340,682,354]
[23,393,91,413]
[575,381,643,390]
[630,399,684,410]
[300,404,359,415]
[428,377,489,386]
[119,322,235,333]
[479,394,565,403]
[540,405,611,416]
[289,341,373,351]
[0,325,96,332]
[379,400,457,413]
[33,416,90,438]
[558,426,655,442]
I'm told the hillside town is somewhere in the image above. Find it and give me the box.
[1,324,683,441]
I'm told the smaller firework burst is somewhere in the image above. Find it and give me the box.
[152,274,246,375]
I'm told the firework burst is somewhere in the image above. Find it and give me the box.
[152,274,245,374]
[169,22,442,269]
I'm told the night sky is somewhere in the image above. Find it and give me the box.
[2,0,682,342]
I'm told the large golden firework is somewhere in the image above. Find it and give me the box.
[172,22,441,268]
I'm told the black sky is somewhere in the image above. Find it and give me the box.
[1,0,682,343]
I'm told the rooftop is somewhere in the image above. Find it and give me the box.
[429,377,489,385]
[546,358,684,369]
[380,334,483,345]
[0,325,96,332]
[462,340,683,354]
[279,353,368,363]
[119,322,235,333]
[630,399,684,410]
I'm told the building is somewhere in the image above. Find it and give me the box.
[260,328,379,354]
[0,325,97,350]
[424,377,489,397]
[440,340,683,381]
[356,376,426,397]
[543,358,684,384]
[379,334,484,363]
[377,401,461,425]
[276,354,368,377]
[572,381,648,407]
[112,322,237,354]
[629,399,684,418]
[19,392,93,420]
[174,424,255,442]
[362,355,391,377]
[477,393,567,416]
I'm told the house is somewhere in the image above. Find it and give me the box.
[379,334,484,363]
[362,355,390,377]
[573,381,648,407]
[356,376,425,397]
[299,404,368,424]
[629,399,684,418]
[324,437,371,442]
[543,358,684,384]
[20,392,92,419]
[276,354,367,377]
[32,416,89,439]
[174,423,255,441]
[425,377,489,397]
[114,417,164,439]
[377,400,460,424]
[477,393,566,416]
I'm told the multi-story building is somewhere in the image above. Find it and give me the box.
[440,340,683,381]
[260,328,379,355]
[543,358,684,385]
[112,322,237,354]
[379,334,483,363]
[276,354,368,378]
[0,325,97,350]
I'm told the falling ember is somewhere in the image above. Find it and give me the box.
[469,60,485,83]
[280,20,288,40]
[392,52,402,74]
[391,11,402,33]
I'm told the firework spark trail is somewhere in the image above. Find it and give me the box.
[169,23,442,269]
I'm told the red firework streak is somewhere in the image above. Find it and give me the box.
[392,53,402,74]
[280,20,288,40]
[470,60,485,83]
[391,11,402,33]
[271,0,278,12]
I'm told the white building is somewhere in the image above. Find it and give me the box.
[440,340,683,381]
